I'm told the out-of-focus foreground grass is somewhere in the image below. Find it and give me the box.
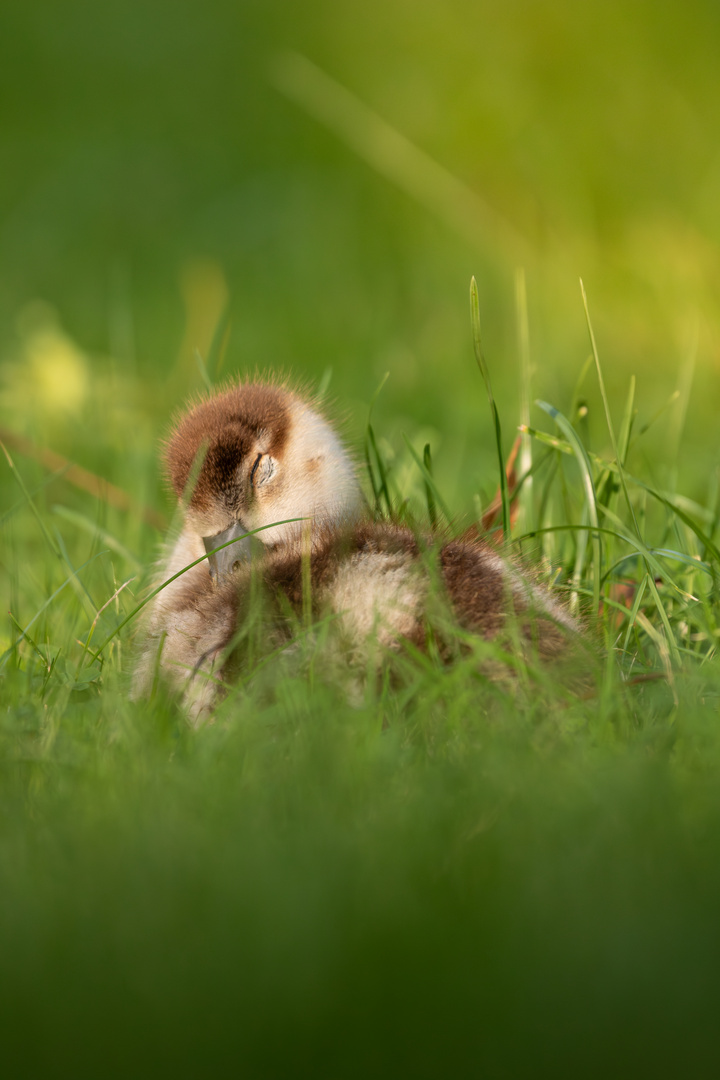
[2,1,720,1074]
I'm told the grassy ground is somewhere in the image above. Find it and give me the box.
[3,2,720,1075]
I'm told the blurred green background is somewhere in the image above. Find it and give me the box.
[2,0,719,526]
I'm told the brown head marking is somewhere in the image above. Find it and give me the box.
[165,383,292,510]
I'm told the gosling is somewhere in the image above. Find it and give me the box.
[133,379,583,722]
[133,378,362,708]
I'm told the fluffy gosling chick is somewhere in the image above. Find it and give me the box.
[133,379,585,723]
[133,379,362,706]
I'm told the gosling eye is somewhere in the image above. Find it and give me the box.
[250,453,263,488]
[250,453,276,489]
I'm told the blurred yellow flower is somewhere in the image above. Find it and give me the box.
[3,302,90,423]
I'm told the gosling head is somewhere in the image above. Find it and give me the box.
[165,380,362,581]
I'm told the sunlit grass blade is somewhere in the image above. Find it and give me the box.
[535,400,601,615]
[515,268,533,532]
[402,436,452,527]
[88,518,306,663]
[271,52,529,261]
[580,280,640,540]
[471,276,510,540]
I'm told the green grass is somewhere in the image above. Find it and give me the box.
[3,2,720,1073]
[3,277,720,1076]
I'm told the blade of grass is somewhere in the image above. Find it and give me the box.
[668,318,698,484]
[54,523,99,615]
[0,551,109,669]
[580,280,640,537]
[368,425,393,517]
[7,612,47,666]
[423,444,437,528]
[2,440,102,620]
[651,548,713,576]
[535,400,601,615]
[195,347,213,393]
[600,375,636,593]
[622,573,649,653]
[618,375,636,465]
[515,268,533,533]
[598,504,698,601]
[316,366,333,400]
[363,439,381,511]
[1,440,63,559]
[364,373,391,516]
[402,436,452,527]
[0,428,166,530]
[89,517,305,662]
[471,277,510,540]
[569,505,591,614]
[271,52,529,261]
[634,390,681,442]
[1,467,72,528]
[521,425,720,563]
[206,302,232,383]
[79,576,137,661]
[602,549,712,585]
[569,355,594,420]
[556,578,651,630]
[53,505,142,570]
[597,375,636,515]
[646,574,681,666]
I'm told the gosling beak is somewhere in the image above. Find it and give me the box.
[203,521,252,583]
